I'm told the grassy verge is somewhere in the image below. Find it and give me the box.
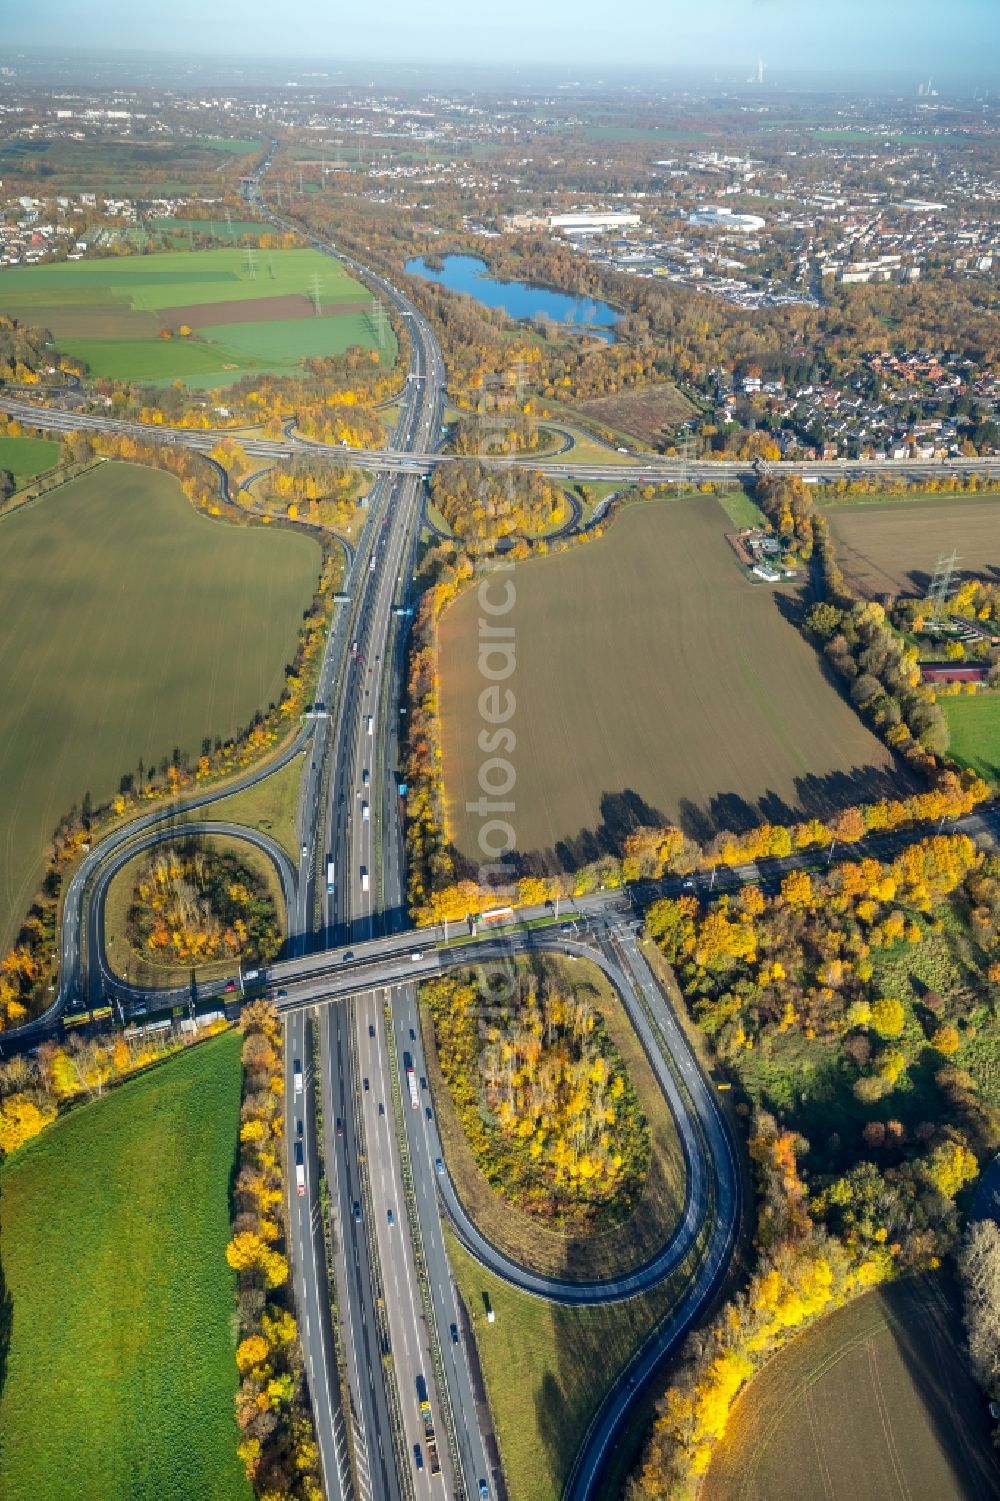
[422,954,685,1281]
[0,1031,250,1501]
[716,489,766,528]
[206,748,306,860]
[102,833,288,990]
[446,1226,689,1501]
[562,430,642,466]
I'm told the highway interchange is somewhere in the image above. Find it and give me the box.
[6,175,1000,1501]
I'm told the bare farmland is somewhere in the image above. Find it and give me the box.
[438,495,905,868]
[826,494,1000,598]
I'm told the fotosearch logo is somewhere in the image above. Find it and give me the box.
[468,564,518,864]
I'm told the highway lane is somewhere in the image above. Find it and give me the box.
[356,986,454,1495]
[4,393,1000,486]
[270,194,459,1501]
[320,999,398,1501]
[286,1007,352,1501]
[390,982,501,1501]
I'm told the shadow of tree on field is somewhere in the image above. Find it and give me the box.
[884,1273,999,1501]
[0,1175,13,1406]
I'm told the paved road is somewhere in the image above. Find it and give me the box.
[4,391,1000,487]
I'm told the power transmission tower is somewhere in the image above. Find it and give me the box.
[678,430,695,492]
[927,550,960,624]
[370,298,388,349]
[243,248,257,281]
[309,274,324,315]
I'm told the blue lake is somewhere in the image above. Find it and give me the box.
[405,254,619,340]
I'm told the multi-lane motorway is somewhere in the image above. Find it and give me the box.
[8,177,1000,1501]
[4,393,1000,491]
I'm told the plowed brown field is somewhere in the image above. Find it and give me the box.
[826,494,1000,598]
[438,495,907,868]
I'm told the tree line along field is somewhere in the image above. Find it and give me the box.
[437,494,904,868]
[0,1030,251,1501]
[700,1274,998,1501]
[0,461,320,951]
[824,493,1000,599]
[0,246,395,389]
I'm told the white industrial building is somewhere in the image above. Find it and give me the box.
[547,211,641,235]
[688,206,766,232]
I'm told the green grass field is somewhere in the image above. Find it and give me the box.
[0,248,393,389]
[0,1031,251,1501]
[943,695,1000,784]
[438,495,904,864]
[199,137,260,153]
[0,248,367,311]
[153,218,268,238]
[0,461,319,951]
[701,1275,997,1501]
[0,434,60,479]
[59,335,255,383]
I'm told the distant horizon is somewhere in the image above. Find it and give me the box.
[3,0,999,90]
[3,47,999,100]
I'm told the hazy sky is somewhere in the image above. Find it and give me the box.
[4,0,998,80]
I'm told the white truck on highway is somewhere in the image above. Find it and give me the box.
[365,715,373,735]
[326,858,335,894]
[294,1140,305,1197]
[361,801,370,822]
[405,1055,420,1110]
[293,1060,303,1096]
[360,866,370,894]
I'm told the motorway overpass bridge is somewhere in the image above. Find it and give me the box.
[3,391,1000,487]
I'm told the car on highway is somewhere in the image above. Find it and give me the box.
[410,949,422,962]
[414,1445,423,1472]
[296,1119,303,1138]
[368,1023,375,1038]
[386,1207,394,1226]
[363,1077,370,1091]
[479,1482,490,1500]
[276,988,287,999]
[224,980,236,993]
[378,1101,385,1116]
[450,1322,459,1343]
[435,1158,444,1175]
[336,1117,344,1137]
[353,1201,362,1223]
